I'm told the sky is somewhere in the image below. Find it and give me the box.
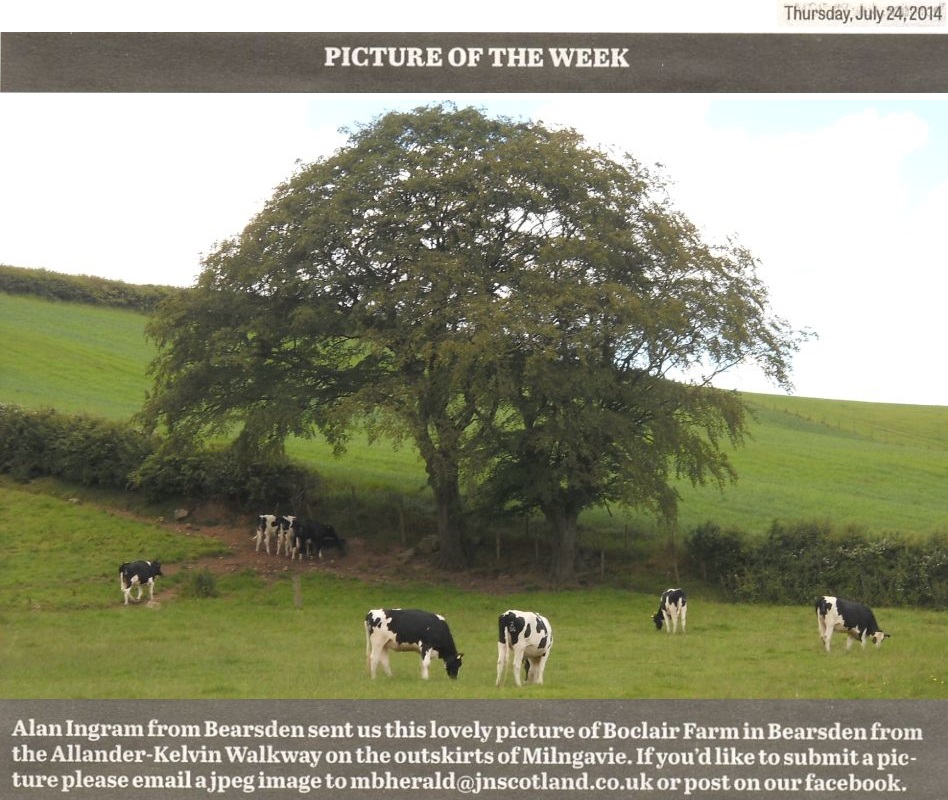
[2,7,946,407]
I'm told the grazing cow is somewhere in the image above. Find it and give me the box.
[653,588,687,633]
[292,520,346,560]
[816,595,890,652]
[364,608,463,680]
[275,515,297,557]
[119,560,162,605]
[496,610,553,687]
[254,514,280,554]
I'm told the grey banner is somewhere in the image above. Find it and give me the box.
[3,699,945,798]
[2,32,948,93]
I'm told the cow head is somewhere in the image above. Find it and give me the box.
[445,653,464,679]
[652,612,664,630]
[871,631,891,646]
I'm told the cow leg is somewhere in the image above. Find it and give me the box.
[679,605,687,634]
[817,615,830,651]
[368,643,391,678]
[367,648,379,678]
[419,647,433,680]
[367,647,378,678]
[148,579,155,600]
[662,610,672,633]
[511,647,525,687]
[524,656,538,684]
[379,648,393,677]
[496,643,508,687]
[533,652,549,685]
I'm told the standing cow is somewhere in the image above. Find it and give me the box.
[293,520,346,560]
[275,515,296,557]
[364,608,463,680]
[254,514,280,554]
[816,595,890,652]
[496,610,553,687]
[653,588,687,633]
[119,560,162,605]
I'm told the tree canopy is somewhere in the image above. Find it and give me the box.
[142,103,805,581]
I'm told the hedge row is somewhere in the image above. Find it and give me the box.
[687,520,947,608]
[0,405,154,487]
[0,264,180,312]
[3,403,945,606]
[0,404,312,509]
[129,448,317,508]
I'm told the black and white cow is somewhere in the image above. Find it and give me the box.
[119,560,162,605]
[496,610,553,687]
[254,514,280,554]
[364,608,463,680]
[275,515,296,557]
[291,520,346,560]
[653,588,687,634]
[816,595,890,652]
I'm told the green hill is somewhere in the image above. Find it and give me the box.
[2,290,946,537]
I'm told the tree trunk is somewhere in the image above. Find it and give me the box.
[427,462,469,570]
[414,407,470,570]
[544,505,580,586]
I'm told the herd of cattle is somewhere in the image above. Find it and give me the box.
[253,513,347,560]
[117,516,892,682]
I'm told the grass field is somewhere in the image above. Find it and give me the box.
[1,291,946,540]
[1,481,945,700]
[1,288,945,700]
[0,478,948,699]
[0,293,153,419]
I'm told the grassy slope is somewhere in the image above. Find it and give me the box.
[0,293,153,419]
[1,481,943,700]
[2,290,947,537]
[670,396,948,535]
[1,290,944,700]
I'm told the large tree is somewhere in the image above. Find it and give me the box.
[477,209,800,583]
[142,103,804,574]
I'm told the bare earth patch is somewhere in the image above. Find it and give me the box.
[160,504,537,595]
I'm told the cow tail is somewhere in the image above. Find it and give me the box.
[498,613,511,646]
